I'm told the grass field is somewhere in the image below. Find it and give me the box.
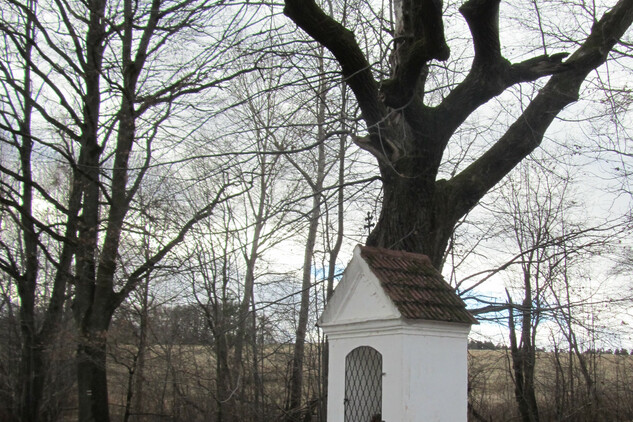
[468,349,633,421]
[52,345,633,421]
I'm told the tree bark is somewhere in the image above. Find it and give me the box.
[367,163,455,268]
[73,0,109,413]
[76,313,114,422]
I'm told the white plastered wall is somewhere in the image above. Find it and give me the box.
[324,320,469,422]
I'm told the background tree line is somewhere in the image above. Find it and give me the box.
[1,0,633,421]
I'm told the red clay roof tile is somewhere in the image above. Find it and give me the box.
[359,245,478,325]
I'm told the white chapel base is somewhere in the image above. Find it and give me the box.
[319,245,476,422]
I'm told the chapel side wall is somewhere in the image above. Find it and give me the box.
[326,330,403,422]
[402,322,471,422]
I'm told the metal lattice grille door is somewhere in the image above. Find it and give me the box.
[344,346,382,422]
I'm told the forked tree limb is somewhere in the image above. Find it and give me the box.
[460,0,502,65]
[445,0,633,222]
[380,0,450,108]
[435,0,571,143]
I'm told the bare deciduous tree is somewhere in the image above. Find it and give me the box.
[0,0,258,419]
[282,0,633,269]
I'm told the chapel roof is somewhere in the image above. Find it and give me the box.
[359,245,478,325]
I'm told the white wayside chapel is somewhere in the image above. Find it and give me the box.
[318,245,478,422]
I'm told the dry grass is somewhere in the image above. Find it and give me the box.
[105,342,302,421]
[49,345,632,421]
[468,350,633,421]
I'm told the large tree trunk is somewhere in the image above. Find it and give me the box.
[367,161,456,269]
[74,148,107,421]
[18,334,44,422]
[77,319,112,422]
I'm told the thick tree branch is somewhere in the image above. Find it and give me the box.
[508,53,570,81]
[445,0,633,221]
[380,0,450,108]
[283,0,390,157]
[435,0,571,142]
[459,0,501,65]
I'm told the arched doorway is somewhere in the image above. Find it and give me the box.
[344,346,382,422]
